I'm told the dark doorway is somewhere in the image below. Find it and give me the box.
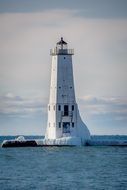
[64,105,69,116]
[63,122,70,133]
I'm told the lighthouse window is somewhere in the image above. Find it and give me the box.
[49,123,50,127]
[49,106,50,111]
[64,57,66,59]
[59,122,61,128]
[72,105,74,111]
[58,105,61,111]
[54,105,55,110]
[72,123,74,127]
[64,105,69,116]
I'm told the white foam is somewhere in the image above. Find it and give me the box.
[36,137,82,146]
[15,136,26,141]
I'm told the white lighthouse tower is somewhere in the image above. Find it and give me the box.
[45,38,90,145]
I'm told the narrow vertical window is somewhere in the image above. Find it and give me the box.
[59,122,61,128]
[49,123,50,127]
[49,105,50,111]
[72,122,74,127]
[58,105,61,111]
[54,105,55,111]
[64,105,69,116]
[72,105,74,111]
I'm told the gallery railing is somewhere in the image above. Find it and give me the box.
[50,48,74,55]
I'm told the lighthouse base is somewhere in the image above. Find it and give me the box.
[2,137,127,147]
[36,137,83,146]
[1,136,85,147]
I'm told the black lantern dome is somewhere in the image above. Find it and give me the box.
[56,37,67,49]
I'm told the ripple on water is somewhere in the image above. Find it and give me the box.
[0,146,127,190]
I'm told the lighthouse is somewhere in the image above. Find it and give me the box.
[45,38,90,145]
[3,38,127,147]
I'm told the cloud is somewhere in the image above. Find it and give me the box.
[0,0,127,19]
[78,96,127,121]
[1,92,127,123]
[0,10,127,97]
[76,95,127,135]
[0,9,127,135]
[0,92,127,135]
[0,93,47,117]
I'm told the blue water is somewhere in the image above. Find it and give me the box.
[0,136,127,190]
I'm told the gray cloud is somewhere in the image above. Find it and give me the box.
[0,93,127,135]
[1,92,127,122]
[0,0,127,19]
[78,96,127,120]
[77,96,127,134]
[0,93,47,117]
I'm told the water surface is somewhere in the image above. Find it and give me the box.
[0,136,127,190]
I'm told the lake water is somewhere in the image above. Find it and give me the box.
[0,136,127,190]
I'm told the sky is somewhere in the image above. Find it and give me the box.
[0,0,127,135]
